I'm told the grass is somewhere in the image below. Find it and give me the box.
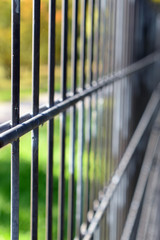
[0,63,75,239]
[0,117,64,240]
[0,64,112,239]
[0,107,112,239]
[0,63,82,102]
[0,112,85,240]
[0,65,61,102]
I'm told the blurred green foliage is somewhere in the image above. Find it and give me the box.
[0,0,73,77]
[0,1,11,77]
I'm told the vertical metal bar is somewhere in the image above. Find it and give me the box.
[117,183,120,240]
[127,1,134,142]
[61,0,68,101]
[76,103,84,237]
[58,112,66,240]
[114,0,121,168]
[129,1,135,65]
[100,0,108,190]
[95,93,99,199]
[102,88,107,189]
[106,0,112,180]
[90,99,94,209]
[99,89,104,192]
[102,1,107,77]
[11,0,20,239]
[58,1,68,240]
[91,94,97,202]
[100,216,104,240]
[125,0,130,68]
[46,0,56,239]
[109,0,114,176]
[123,0,130,152]
[86,97,92,216]
[121,177,125,236]
[76,0,87,235]
[71,0,78,96]
[92,93,98,202]
[106,86,111,183]
[112,0,117,75]
[68,0,78,239]
[93,0,101,201]
[120,0,127,159]
[127,1,135,145]
[68,105,76,240]
[88,0,95,210]
[104,0,109,77]
[96,0,101,82]
[107,0,112,75]
[104,86,108,186]
[110,0,117,175]
[124,0,129,153]
[31,0,40,239]
[86,0,95,218]
[81,0,87,90]
[118,0,125,162]
[126,0,131,66]
[98,2,106,192]
[96,90,102,198]
[104,211,107,240]
[88,0,95,86]
[92,0,99,202]
[103,1,110,185]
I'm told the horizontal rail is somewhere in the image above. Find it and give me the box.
[0,52,160,148]
[0,103,59,134]
[82,82,160,240]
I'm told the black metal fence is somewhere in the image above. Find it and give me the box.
[0,0,160,240]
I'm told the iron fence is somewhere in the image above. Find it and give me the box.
[0,0,160,240]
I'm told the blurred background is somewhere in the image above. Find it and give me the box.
[0,0,160,239]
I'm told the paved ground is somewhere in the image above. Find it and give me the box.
[0,93,61,124]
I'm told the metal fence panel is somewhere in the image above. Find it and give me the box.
[0,0,160,239]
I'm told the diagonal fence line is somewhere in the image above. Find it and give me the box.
[82,83,160,240]
[121,113,160,240]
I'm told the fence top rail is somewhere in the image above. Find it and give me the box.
[0,51,160,149]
